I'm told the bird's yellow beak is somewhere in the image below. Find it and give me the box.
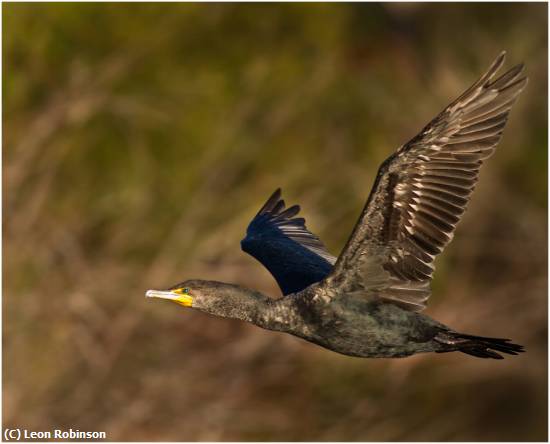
[145,288,193,307]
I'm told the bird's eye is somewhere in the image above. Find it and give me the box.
[182,288,190,294]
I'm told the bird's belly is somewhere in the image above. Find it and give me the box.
[306,325,416,358]
[291,302,437,358]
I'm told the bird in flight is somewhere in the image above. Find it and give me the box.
[147,52,526,359]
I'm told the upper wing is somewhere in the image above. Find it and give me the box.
[241,189,336,295]
[324,52,527,311]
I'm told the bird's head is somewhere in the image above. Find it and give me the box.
[145,279,220,308]
[146,279,268,321]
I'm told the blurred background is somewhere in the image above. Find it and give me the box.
[3,3,547,441]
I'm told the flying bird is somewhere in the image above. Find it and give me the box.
[147,52,527,359]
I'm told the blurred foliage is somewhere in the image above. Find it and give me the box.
[3,3,547,441]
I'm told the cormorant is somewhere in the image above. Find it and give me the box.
[147,52,526,359]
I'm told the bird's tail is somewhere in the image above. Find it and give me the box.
[435,331,525,359]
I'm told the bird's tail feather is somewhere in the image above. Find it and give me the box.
[435,331,524,359]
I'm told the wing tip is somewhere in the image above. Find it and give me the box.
[257,188,283,216]
[257,189,308,220]
[484,50,507,81]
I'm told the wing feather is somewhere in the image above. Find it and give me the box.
[324,52,527,311]
[242,189,336,295]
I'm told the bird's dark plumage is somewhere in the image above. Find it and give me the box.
[241,188,335,295]
[147,52,526,360]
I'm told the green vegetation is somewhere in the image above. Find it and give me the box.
[4,3,547,440]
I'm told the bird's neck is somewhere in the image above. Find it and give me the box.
[255,295,306,334]
[215,287,304,333]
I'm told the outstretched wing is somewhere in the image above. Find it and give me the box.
[241,189,336,295]
[324,52,527,311]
